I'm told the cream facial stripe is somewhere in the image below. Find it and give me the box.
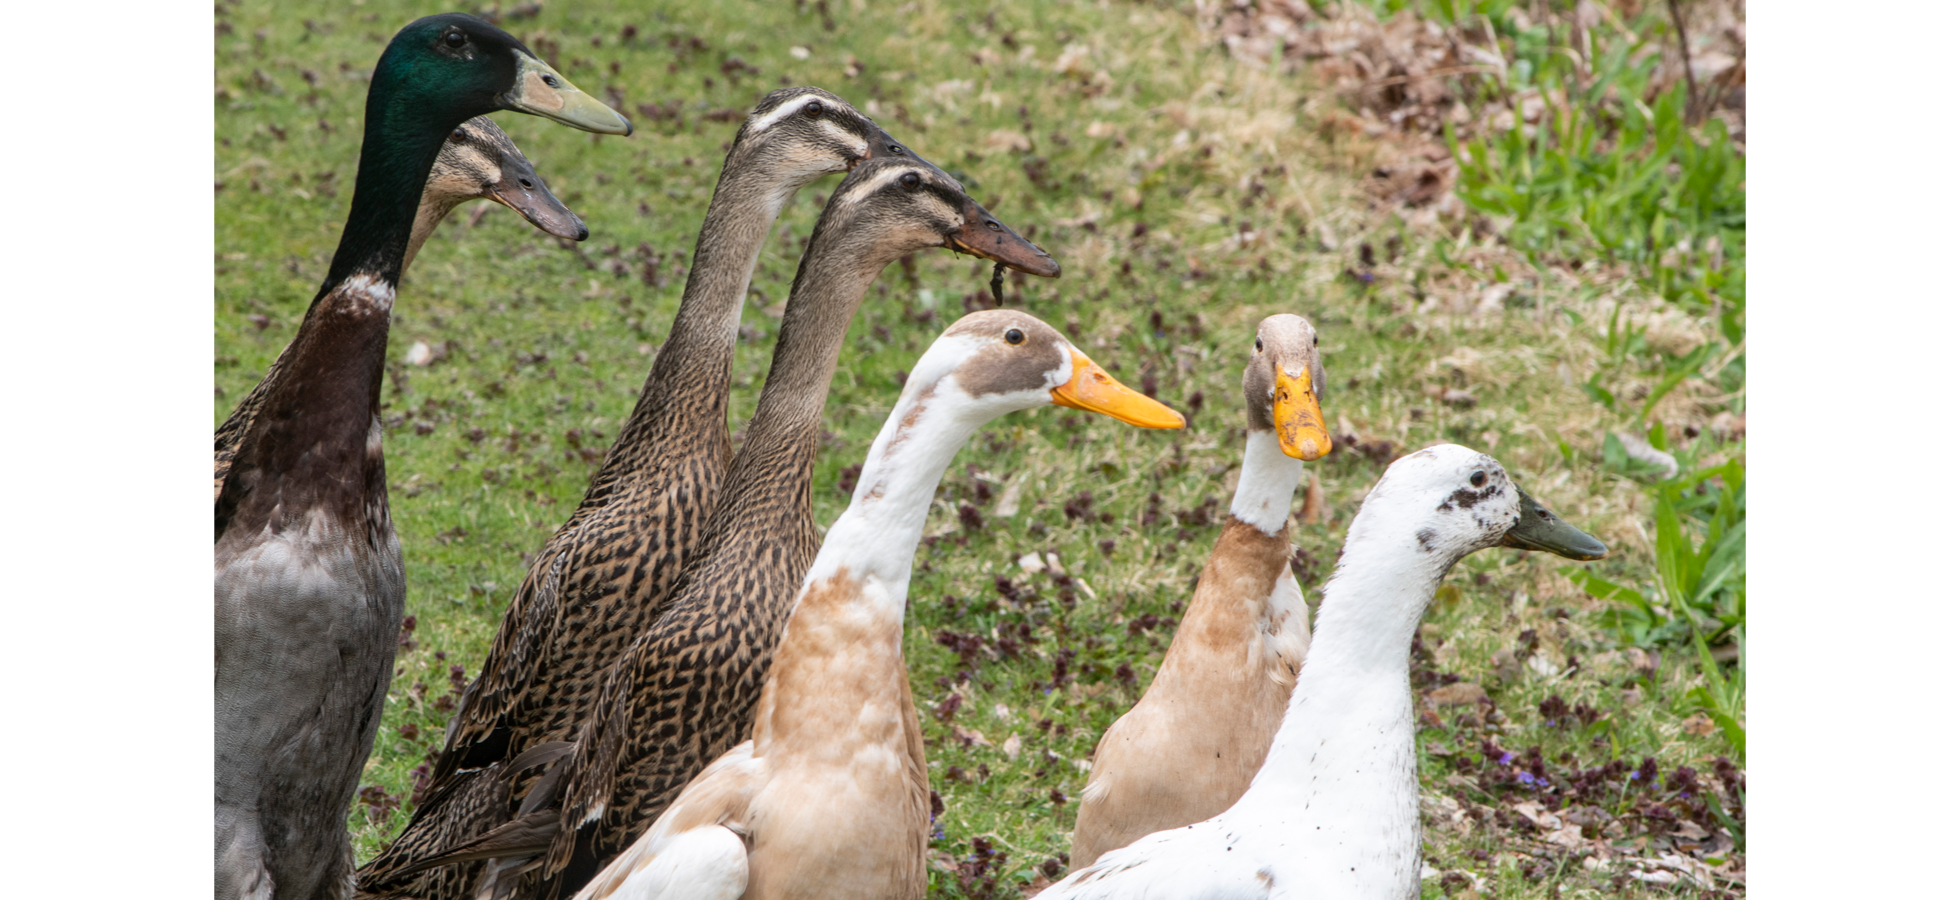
[815,118,867,154]
[836,165,915,206]
[747,93,833,135]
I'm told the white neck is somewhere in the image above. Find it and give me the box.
[1229,428,1304,535]
[1229,498,1444,891]
[800,385,988,614]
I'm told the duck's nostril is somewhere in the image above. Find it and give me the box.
[519,178,534,189]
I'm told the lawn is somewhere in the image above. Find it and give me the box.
[214,0,1744,896]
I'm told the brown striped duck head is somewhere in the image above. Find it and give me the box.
[900,310,1185,429]
[812,158,1060,276]
[728,87,922,185]
[1242,313,1331,461]
[427,116,586,240]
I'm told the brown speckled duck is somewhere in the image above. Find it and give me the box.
[355,89,924,900]
[412,158,1058,900]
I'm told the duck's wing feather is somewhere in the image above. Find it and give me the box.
[569,742,761,900]
[1040,823,1274,900]
[431,549,574,780]
[215,343,292,503]
[572,826,745,900]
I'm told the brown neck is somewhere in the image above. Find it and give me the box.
[217,284,394,536]
[593,154,801,475]
[703,223,894,538]
[1159,519,1294,667]
[401,194,473,273]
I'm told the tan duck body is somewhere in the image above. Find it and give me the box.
[356,90,919,900]
[571,312,1182,900]
[215,115,585,503]
[1071,315,1332,871]
[216,15,630,900]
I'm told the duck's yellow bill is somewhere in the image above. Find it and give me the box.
[1050,348,1186,429]
[1273,367,1332,460]
[505,54,634,135]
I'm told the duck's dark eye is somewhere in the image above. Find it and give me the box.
[900,172,922,190]
[449,128,466,142]
[1004,328,1025,345]
[1255,338,1264,353]
[444,31,466,48]
[542,74,561,88]
[1312,334,1319,347]
[1470,471,1487,487]
[804,101,823,118]
[985,220,1002,232]
[889,143,903,153]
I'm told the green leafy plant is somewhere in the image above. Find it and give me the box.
[1565,456,1744,757]
[1435,5,1746,315]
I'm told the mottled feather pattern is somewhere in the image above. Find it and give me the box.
[356,373,733,900]
[533,449,822,899]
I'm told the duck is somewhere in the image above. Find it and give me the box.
[1036,444,1605,898]
[356,88,923,900]
[412,158,1060,900]
[1070,314,1332,871]
[215,114,586,503]
[215,14,629,900]
[568,309,1184,900]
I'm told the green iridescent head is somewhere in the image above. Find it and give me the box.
[322,13,628,290]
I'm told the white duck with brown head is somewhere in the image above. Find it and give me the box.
[568,310,1183,900]
[1041,445,1605,900]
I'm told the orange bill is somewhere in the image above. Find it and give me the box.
[1050,347,1187,429]
[1272,366,1332,460]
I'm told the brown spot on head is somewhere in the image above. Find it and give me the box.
[1242,313,1325,431]
[941,309,1071,397]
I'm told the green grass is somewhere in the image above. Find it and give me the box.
[215,0,1743,895]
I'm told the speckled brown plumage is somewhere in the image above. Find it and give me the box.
[498,159,1057,900]
[354,89,921,900]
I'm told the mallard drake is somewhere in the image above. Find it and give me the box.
[356,88,922,900]
[1070,314,1331,870]
[568,310,1183,900]
[1037,445,1606,898]
[411,158,1058,900]
[215,114,584,502]
[215,14,628,900]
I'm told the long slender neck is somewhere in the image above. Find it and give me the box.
[805,389,983,603]
[321,91,452,293]
[709,222,892,524]
[401,193,472,273]
[601,154,802,458]
[223,91,455,511]
[1229,427,1303,534]
[1243,508,1443,810]
[659,160,800,368]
